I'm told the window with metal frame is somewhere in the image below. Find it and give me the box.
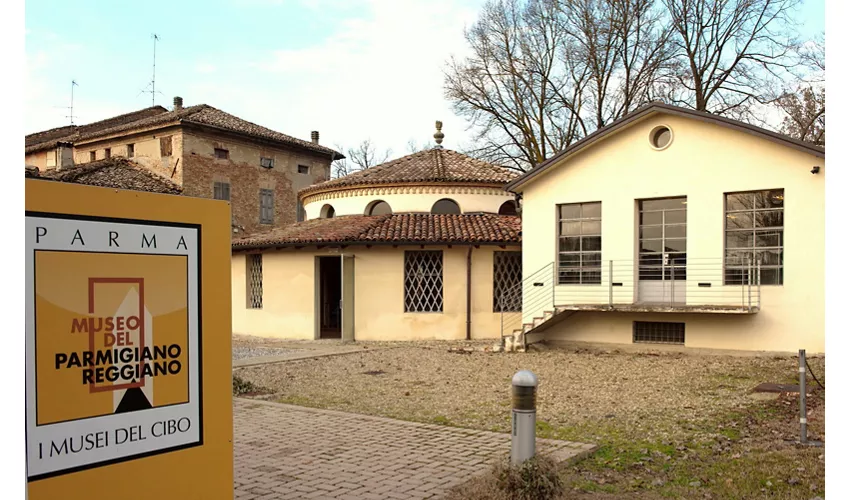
[213,181,231,201]
[260,189,274,224]
[493,251,522,312]
[639,198,687,281]
[557,202,602,284]
[633,321,684,344]
[724,189,784,285]
[247,254,263,309]
[260,157,274,169]
[404,251,443,312]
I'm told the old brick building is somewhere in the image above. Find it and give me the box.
[25,97,343,235]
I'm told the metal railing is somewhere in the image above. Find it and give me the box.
[499,262,555,342]
[553,257,762,312]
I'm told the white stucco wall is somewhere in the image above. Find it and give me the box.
[517,112,825,353]
[303,186,515,219]
[231,245,522,341]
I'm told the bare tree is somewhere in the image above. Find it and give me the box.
[445,0,669,171]
[610,0,673,115]
[774,33,824,146]
[558,0,671,128]
[776,86,824,146]
[661,0,800,117]
[406,138,433,154]
[445,0,585,171]
[332,139,392,178]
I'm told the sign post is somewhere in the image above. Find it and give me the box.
[25,179,233,499]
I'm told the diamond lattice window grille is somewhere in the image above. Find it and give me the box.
[493,251,522,312]
[404,251,443,312]
[247,254,263,309]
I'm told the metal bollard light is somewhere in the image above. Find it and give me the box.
[511,370,538,465]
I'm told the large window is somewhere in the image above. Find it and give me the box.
[404,251,443,312]
[725,189,784,285]
[557,202,602,284]
[493,251,522,312]
[247,254,263,309]
[260,189,274,224]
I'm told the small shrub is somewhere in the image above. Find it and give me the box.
[233,375,266,396]
[445,455,564,500]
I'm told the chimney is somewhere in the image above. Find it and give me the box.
[311,131,319,144]
[173,96,184,111]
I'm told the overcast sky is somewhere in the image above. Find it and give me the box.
[25,0,824,158]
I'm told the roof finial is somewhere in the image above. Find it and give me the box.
[433,120,444,149]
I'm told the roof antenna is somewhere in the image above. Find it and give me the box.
[138,34,164,106]
[433,120,444,149]
[54,80,79,125]
[67,80,78,125]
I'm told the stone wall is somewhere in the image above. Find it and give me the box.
[72,126,184,183]
[181,129,332,236]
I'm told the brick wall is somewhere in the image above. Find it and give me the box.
[181,129,332,236]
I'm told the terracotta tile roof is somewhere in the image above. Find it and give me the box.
[299,148,517,197]
[73,104,343,158]
[25,106,169,154]
[26,158,182,195]
[26,103,343,159]
[232,213,521,249]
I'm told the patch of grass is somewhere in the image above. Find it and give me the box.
[432,415,452,426]
[276,394,315,406]
[232,375,268,396]
[444,455,564,500]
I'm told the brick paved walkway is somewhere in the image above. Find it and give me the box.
[234,398,596,500]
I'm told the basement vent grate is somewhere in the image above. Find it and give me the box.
[633,321,685,344]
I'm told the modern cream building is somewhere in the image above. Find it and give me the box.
[231,127,523,341]
[506,102,825,353]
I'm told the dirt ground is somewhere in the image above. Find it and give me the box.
[233,337,825,499]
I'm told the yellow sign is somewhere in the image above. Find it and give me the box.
[26,179,233,499]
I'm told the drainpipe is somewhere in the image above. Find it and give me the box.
[466,246,473,341]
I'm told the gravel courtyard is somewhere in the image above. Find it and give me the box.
[233,337,825,499]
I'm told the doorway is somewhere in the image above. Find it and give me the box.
[317,256,341,338]
[637,197,687,305]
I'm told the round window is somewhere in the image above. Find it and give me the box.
[650,126,672,150]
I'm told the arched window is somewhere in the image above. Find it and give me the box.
[498,200,518,216]
[366,200,392,216]
[431,198,461,214]
[320,204,336,218]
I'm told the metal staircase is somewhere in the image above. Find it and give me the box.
[498,258,763,352]
[498,263,555,352]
